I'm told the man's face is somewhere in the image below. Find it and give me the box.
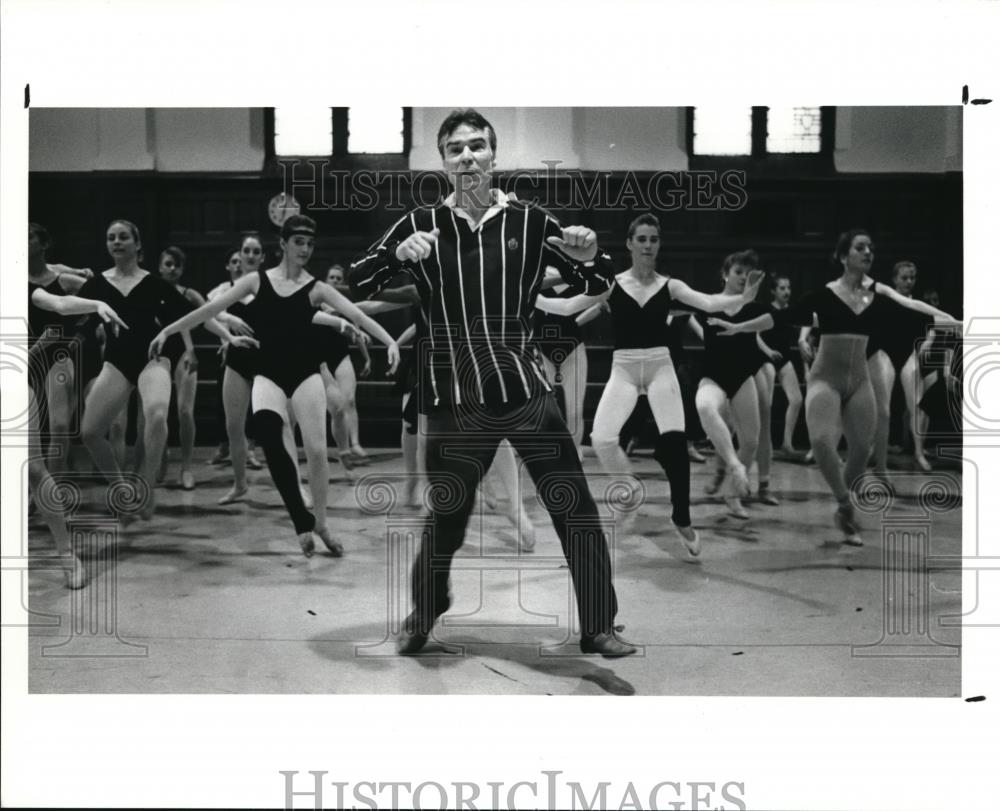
[441,123,494,198]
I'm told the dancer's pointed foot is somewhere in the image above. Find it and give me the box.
[138,486,156,521]
[670,522,702,562]
[519,512,536,553]
[245,449,264,470]
[180,470,196,491]
[688,444,707,463]
[316,526,344,557]
[757,483,780,506]
[914,453,933,472]
[480,481,498,511]
[218,485,249,505]
[727,463,751,498]
[834,501,863,546]
[62,554,88,590]
[705,463,727,496]
[724,497,750,520]
[297,531,316,558]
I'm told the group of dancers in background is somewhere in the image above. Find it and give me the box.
[25,214,958,592]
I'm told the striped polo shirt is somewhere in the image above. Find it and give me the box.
[351,189,613,411]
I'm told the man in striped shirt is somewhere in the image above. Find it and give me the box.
[351,109,635,657]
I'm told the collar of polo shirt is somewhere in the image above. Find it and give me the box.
[444,188,509,229]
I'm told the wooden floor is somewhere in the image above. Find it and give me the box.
[24,446,962,696]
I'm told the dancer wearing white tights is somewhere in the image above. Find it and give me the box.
[535,213,762,560]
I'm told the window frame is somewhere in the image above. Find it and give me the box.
[686,106,835,174]
[264,107,412,172]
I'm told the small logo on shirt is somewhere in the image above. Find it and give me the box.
[507,238,519,251]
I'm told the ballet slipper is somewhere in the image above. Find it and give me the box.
[315,526,344,557]
[670,522,702,563]
[180,470,196,491]
[705,463,727,495]
[724,497,750,520]
[245,449,264,470]
[727,463,750,498]
[480,480,499,511]
[687,444,707,463]
[834,502,863,546]
[913,453,932,472]
[138,486,157,521]
[297,531,316,558]
[611,485,642,536]
[757,484,780,506]
[209,445,230,465]
[218,485,249,505]
[62,554,87,590]
[350,446,371,465]
[519,516,536,553]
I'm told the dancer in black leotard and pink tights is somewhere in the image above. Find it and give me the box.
[711,230,954,546]
[150,215,400,557]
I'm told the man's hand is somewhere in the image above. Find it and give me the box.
[396,229,440,263]
[546,226,598,263]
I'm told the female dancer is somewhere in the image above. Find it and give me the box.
[757,273,805,458]
[709,229,954,546]
[77,220,251,520]
[28,243,128,587]
[149,246,203,489]
[687,251,773,519]
[866,260,935,474]
[317,264,370,468]
[27,223,104,473]
[207,235,268,469]
[535,213,763,560]
[149,215,400,557]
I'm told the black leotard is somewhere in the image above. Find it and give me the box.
[774,286,902,337]
[77,272,190,385]
[28,274,107,390]
[220,287,260,383]
[867,304,933,370]
[759,303,797,369]
[698,302,769,398]
[251,270,321,397]
[535,286,585,363]
[316,322,351,373]
[608,277,673,351]
[27,277,78,384]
